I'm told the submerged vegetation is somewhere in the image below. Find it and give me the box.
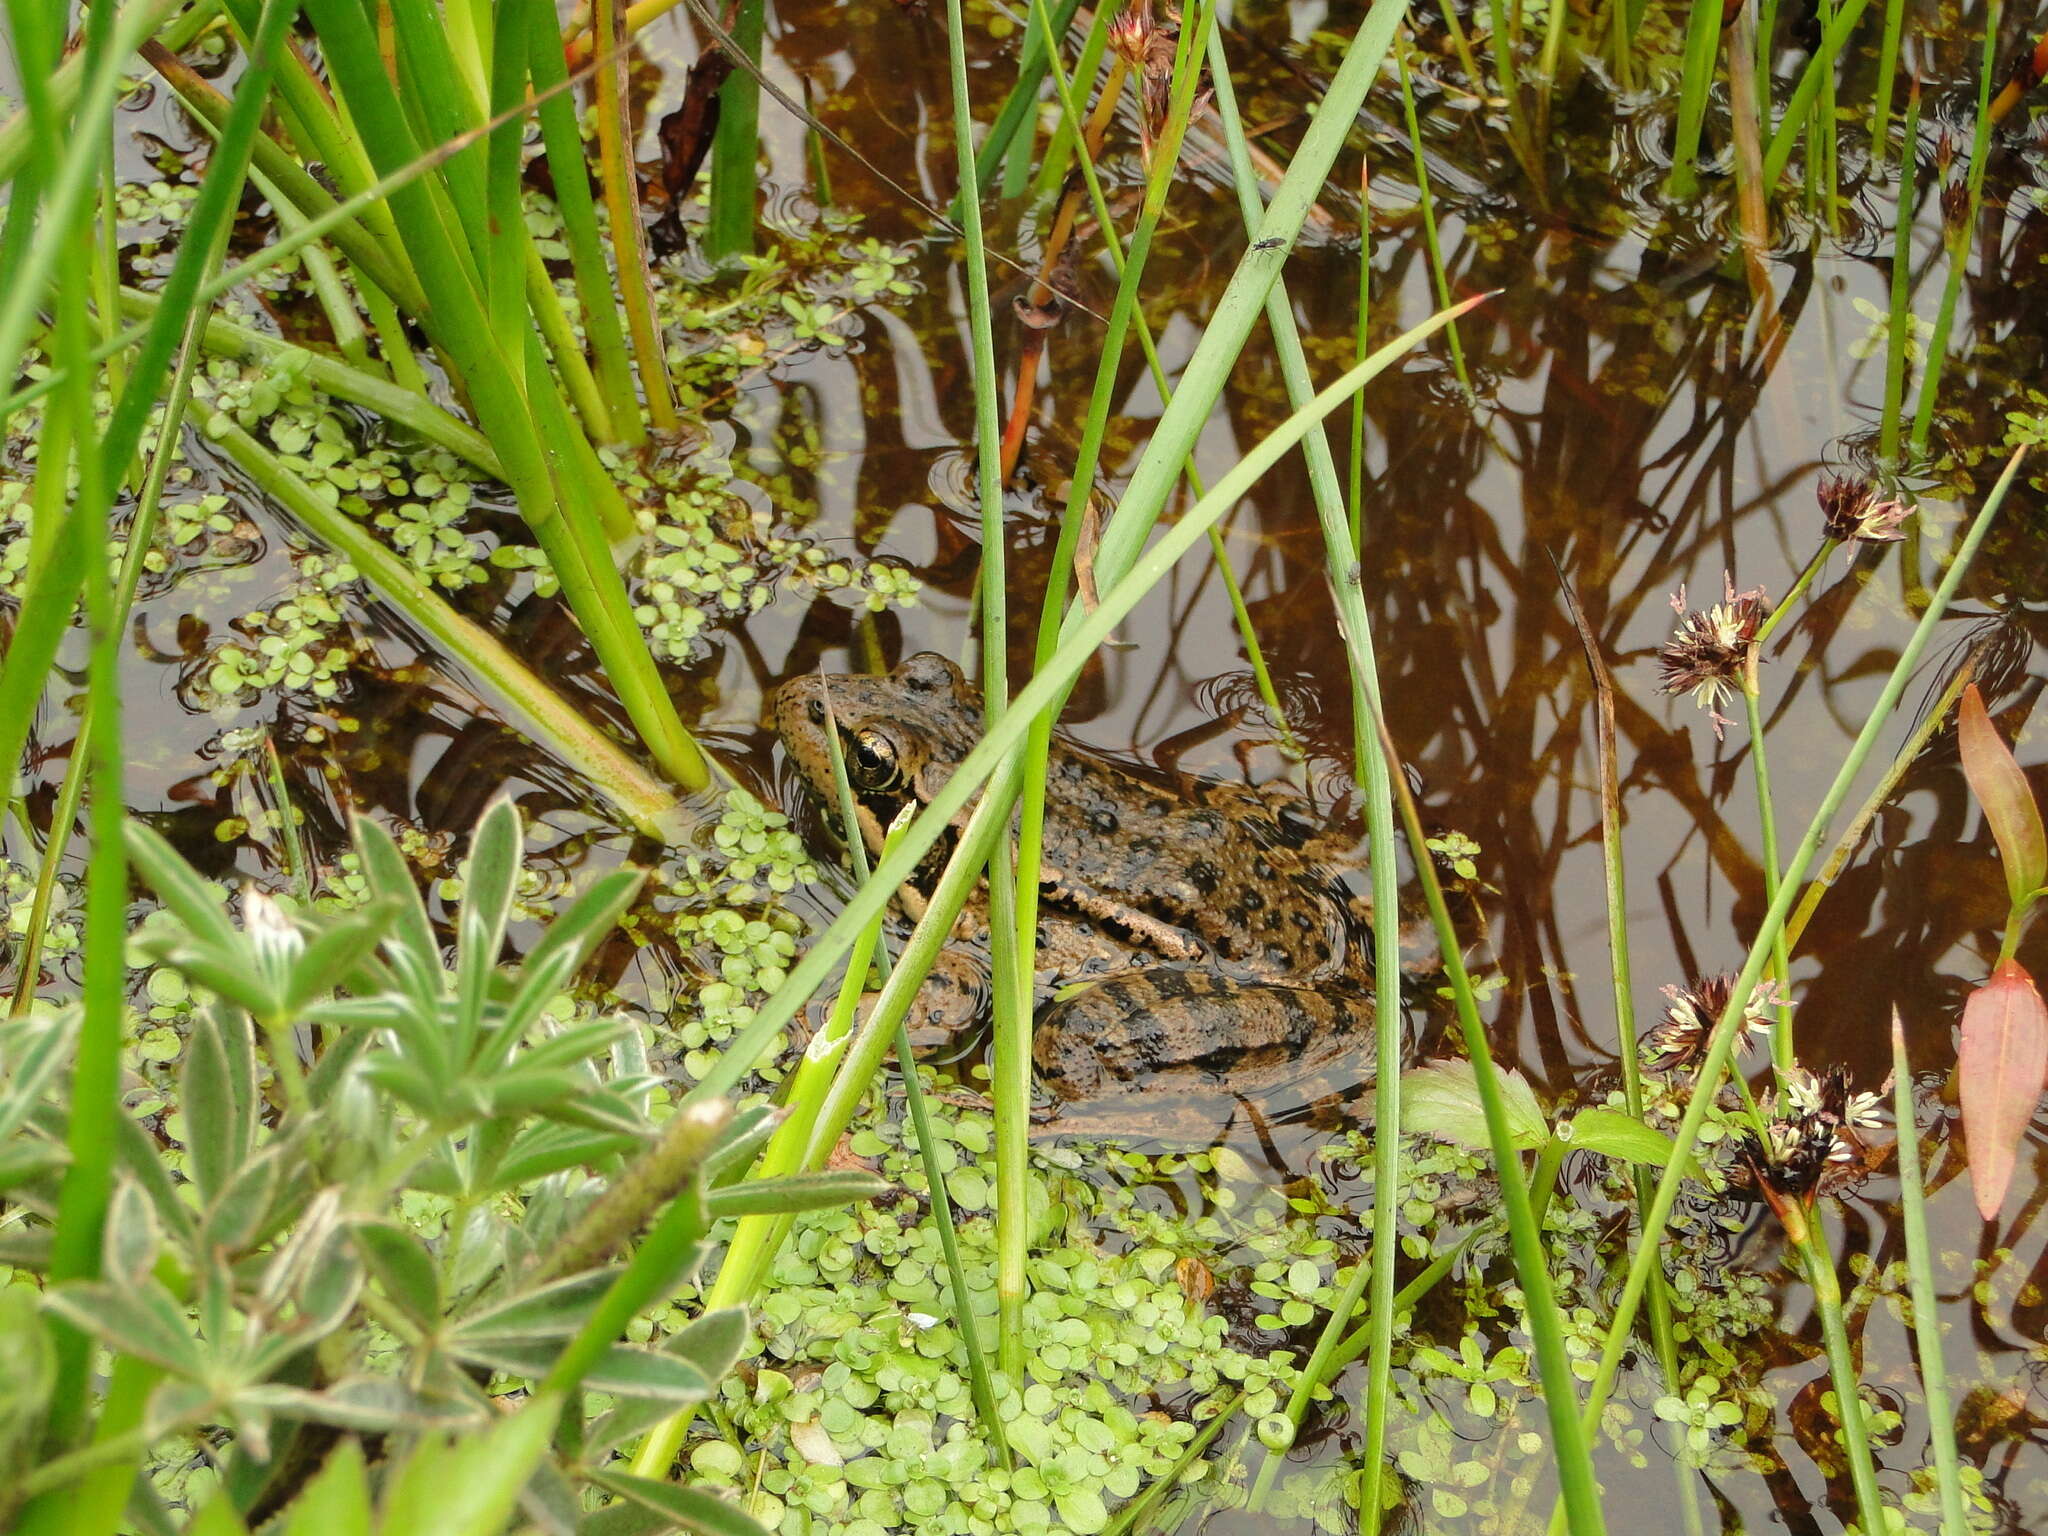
[2,0,2047,1534]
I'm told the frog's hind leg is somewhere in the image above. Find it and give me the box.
[1032,967,1374,1104]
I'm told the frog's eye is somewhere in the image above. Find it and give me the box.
[807,698,827,725]
[848,728,901,791]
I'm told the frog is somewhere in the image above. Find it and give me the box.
[772,652,1392,1132]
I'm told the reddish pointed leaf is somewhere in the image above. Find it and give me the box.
[1959,684,2048,908]
[1957,958,2048,1220]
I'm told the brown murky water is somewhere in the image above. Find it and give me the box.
[18,1,2048,1530]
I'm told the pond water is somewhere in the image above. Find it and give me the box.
[16,1,2048,1531]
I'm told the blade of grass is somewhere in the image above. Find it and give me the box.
[1554,565,1702,1536]
[1202,24,1411,1522]
[1908,2,1999,457]
[301,0,708,789]
[1396,33,1470,391]
[704,0,765,263]
[1891,1011,1970,1536]
[938,0,1031,1389]
[593,0,679,431]
[1357,692,1606,1534]
[1665,0,1724,199]
[1879,79,1922,467]
[1760,0,1876,189]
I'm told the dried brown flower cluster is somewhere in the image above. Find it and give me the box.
[1657,576,1767,738]
[1817,474,1911,544]
[1640,973,1784,1074]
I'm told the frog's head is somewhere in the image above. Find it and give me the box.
[773,652,983,854]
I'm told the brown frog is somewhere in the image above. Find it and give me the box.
[773,653,1386,1123]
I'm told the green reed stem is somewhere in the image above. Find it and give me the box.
[1891,1012,1970,1536]
[1561,447,2025,1497]
[1024,0,1299,754]
[1879,81,1922,467]
[1558,575,1702,1536]
[1363,702,1606,1536]
[705,0,764,261]
[1666,0,1723,199]
[940,0,1030,1389]
[115,290,500,474]
[1397,37,1470,392]
[1908,3,1999,457]
[1871,0,1907,165]
[816,728,1009,1467]
[1204,25,1409,1525]
[526,0,634,442]
[1742,684,1796,1076]
[39,192,120,1467]
[593,0,677,432]
[1792,1212,1886,1533]
[1760,0,1875,189]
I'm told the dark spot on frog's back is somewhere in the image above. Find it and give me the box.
[1185,858,1223,895]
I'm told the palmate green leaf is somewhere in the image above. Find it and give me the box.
[579,1504,679,1536]
[588,1471,775,1536]
[114,1109,199,1249]
[453,1338,717,1405]
[496,868,647,1053]
[180,1005,257,1209]
[236,1377,487,1436]
[282,1435,371,1536]
[43,1280,205,1378]
[453,1269,617,1344]
[585,1309,749,1455]
[281,898,403,1015]
[103,1177,162,1287]
[0,1287,55,1480]
[0,1010,75,1142]
[664,1307,748,1383]
[485,1122,644,1194]
[703,1170,890,1220]
[1400,1059,1550,1154]
[0,1142,67,1192]
[353,1220,443,1331]
[199,1145,286,1258]
[454,797,523,1062]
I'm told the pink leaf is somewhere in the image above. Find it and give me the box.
[1959,685,2048,908]
[1958,958,2048,1221]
